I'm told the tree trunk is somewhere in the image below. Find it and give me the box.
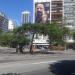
[16,44,19,53]
[30,33,35,54]
[49,36,53,50]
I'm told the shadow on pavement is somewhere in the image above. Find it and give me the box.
[10,51,55,55]
[1,73,21,75]
[49,60,75,75]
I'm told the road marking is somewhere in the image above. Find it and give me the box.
[31,61,57,65]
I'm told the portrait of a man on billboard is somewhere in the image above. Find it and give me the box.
[35,2,50,23]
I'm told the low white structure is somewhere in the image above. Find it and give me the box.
[33,34,49,49]
[33,34,49,44]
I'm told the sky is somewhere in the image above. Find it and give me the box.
[0,0,33,25]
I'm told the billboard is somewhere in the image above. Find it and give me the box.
[35,2,50,23]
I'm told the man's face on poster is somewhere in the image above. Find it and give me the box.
[35,3,50,23]
[36,4,44,13]
[35,3,44,23]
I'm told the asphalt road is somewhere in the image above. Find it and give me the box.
[0,47,75,75]
[0,61,56,75]
[0,56,75,75]
[1,60,75,75]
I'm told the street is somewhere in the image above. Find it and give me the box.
[0,60,56,75]
[0,60,75,75]
[0,47,75,75]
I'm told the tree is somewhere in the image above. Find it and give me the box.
[12,26,30,53]
[39,22,63,46]
[22,23,41,54]
[22,23,66,52]
[42,23,69,48]
[0,32,14,46]
[0,29,3,34]
[12,22,70,53]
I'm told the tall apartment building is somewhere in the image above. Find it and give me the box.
[63,0,75,47]
[33,0,63,49]
[21,11,30,24]
[33,0,75,49]
[0,12,8,32]
[33,0,51,48]
[51,0,63,24]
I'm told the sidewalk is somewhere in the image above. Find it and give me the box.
[0,47,75,55]
[47,49,75,54]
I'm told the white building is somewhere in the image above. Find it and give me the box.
[21,11,30,24]
[63,0,75,44]
[8,19,15,31]
[63,0,75,29]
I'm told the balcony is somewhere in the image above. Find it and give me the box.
[52,7,62,10]
[52,12,62,15]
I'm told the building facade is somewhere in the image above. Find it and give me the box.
[63,0,75,43]
[33,0,63,24]
[21,11,30,24]
[33,0,75,49]
[0,12,8,32]
[33,0,51,48]
[33,0,63,49]
[51,0,63,24]
[63,0,75,49]
[63,0,75,29]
